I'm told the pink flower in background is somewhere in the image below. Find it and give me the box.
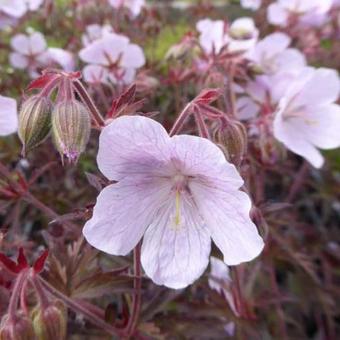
[83,116,264,289]
[228,17,259,52]
[273,68,340,168]
[197,17,258,55]
[267,0,333,27]
[240,0,262,10]
[247,32,306,75]
[79,33,145,85]
[9,31,74,78]
[209,256,239,316]
[81,24,114,46]
[0,0,44,29]
[0,95,18,136]
[237,33,306,120]
[196,19,227,54]
[108,0,145,17]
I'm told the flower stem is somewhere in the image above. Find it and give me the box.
[125,242,142,338]
[73,80,105,128]
[169,103,193,136]
[194,109,210,139]
[38,276,124,337]
[8,270,28,322]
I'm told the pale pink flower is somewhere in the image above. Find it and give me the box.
[267,0,333,27]
[79,33,145,85]
[10,32,74,78]
[241,0,262,10]
[0,95,18,136]
[196,19,227,54]
[273,68,340,168]
[108,0,145,17]
[228,17,259,52]
[209,256,239,316]
[0,0,43,27]
[247,32,306,75]
[197,17,258,55]
[83,116,264,289]
[237,33,306,120]
[81,24,114,47]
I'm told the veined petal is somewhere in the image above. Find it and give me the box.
[190,181,264,265]
[82,64,109,84]
[0,95,18,136]
[141,193,211,289]
[170,135,244,189]
[97,116,170,181]
[273,108,325,168]
[295,68,340,107]
[9,52,28,69]
[121,44,145,68]
[83,176,171,256]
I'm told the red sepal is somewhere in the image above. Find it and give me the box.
[33,250,49,273]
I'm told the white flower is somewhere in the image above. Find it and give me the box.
[81,24,114,47]
[241,0,262,10]
[79,33,145,85]
[108,0,145,17]
[247,32,306,75]
[83,116,264,289]
[273,67,340,168]
[209,256,240,317]
[0,95,18,136]
[0,0,43,19]
[196,19,228,54]
[9,32,74,78]
[267,0,333,27]
[197,17,258,54]
[228,17,259,52]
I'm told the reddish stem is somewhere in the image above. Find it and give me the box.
[125,242,142,338]
[169,103,193,136]
[73,80,105,128]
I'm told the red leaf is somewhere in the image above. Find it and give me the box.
[195,88,221,105]
[0,253,21,274]
[26,73,58,91]
[33,250,49,273]
[17,248,28,270]
[108,84,136,118]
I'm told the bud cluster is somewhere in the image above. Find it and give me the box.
[18,71,94,164]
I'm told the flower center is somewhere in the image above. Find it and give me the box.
[171,173,188,229]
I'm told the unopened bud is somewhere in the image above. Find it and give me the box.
[216,120,247,166]
[18,96,51,156]
[51,100,91,164]
[0,312,35,340]
[32,300,67,340]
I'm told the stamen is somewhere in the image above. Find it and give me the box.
[175,191,181,226]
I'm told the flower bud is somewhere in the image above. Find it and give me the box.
[0,312,35,340]
[18,96,51,156]
[215,120,247,166]
[32,300,67,340]
[51,100,91,164]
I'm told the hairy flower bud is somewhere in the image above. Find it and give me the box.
[32,300,67,340]
[216,120,247,166]
[18,96,51,155]
[0,312,35,340]
[51,100,91,164]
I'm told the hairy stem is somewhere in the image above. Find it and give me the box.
[125,242,142,338]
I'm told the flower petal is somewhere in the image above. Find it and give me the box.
[82,64,109,84]
[141,193,211,289]
[97,116,170,181]
[46,48,75,71]
[295,68,340,107]
[9,52,28,69]
[190,181,264,265]
[83,176,171,256]
[0,95,18,136]
[120,44,145,68]
[273,107,325,168]
[170,135,244,189]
